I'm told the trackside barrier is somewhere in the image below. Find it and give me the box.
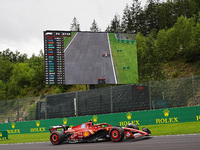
[0,106,200,135]
[0,131,8,140]
[114,33,136,44]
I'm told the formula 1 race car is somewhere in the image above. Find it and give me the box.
[102,52,110,57]
[49,121,151,145]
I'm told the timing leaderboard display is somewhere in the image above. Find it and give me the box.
[44,30,71,84]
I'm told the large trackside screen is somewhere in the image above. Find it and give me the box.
[44,30,138,85]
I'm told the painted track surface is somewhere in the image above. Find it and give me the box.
[1,134,200,150]
[64,32,116,84]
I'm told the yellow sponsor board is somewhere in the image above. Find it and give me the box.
[119,120,140,126]
[156,117,178,124]
[30,120,46,133]
[7,129,20,134]
[119,113,140,126]
[126,113,132,120]
[0,131,8,140]
[92,116,98,122]
[63,118,68,124]
[11,123,15,129]
[36,121,40,127]
[0,137,7,140]
[163,109,170,117]
[7,123,20,134]
[156,109,178,124]
[30,127,46,133]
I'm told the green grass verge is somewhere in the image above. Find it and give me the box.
[108,33,138,84]
[0,132,50,144]
[1,121,200,144]
[142,121,200,136]
[63,32,76,49]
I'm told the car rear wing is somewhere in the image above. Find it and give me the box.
[49,125,69,133]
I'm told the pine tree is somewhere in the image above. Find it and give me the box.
[70,17,80,31]
[121,4,133,33]
[110,14,121,32]
[145,0,159,34]
[105,25,111,32]
[90,19,100,32]
[130,0,142,33]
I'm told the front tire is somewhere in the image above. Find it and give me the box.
[109,127,125,142]
[50,131,65,145]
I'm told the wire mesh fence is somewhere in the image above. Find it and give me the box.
[0,75,200,123]
[0,97,45,123]
[43,84,150,119]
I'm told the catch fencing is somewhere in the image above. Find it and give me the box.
[40,84,150,119]
[36,75,200,120]
[0,75,200,123]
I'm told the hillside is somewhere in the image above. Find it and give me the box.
[163,59,200,79]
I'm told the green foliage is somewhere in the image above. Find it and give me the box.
[137,14,200,82]
[0,59,14,83]
[0,50,45,100]
[137,30,165,82]
[55,85,65,94]
[0,80,6,100]
[0,48,28,63]
[171,69,179,78]
[27,104,36,120]
[7,63,33,98]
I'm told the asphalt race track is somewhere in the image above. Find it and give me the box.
[64,32,117,84]
[1,134,200,150]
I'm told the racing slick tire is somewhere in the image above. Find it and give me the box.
[126,123,139,130]
[142,127,151,136]
[50,131,65,145]
[109,127,125,142]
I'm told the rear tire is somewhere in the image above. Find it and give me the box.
[50,131,65,145]
[109,127,125,142]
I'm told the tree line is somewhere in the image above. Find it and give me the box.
[72,0,200,35]
[137,14,200,82]
[107,0,200,35]
[0,49,45,100]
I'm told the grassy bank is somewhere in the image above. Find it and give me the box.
[63,32,76,49]
[108,33,138,84]
[1,121,200,144]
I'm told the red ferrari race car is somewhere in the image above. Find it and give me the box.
[49,121,151,145]
[102,52,110,57]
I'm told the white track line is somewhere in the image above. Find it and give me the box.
[107,33,117,84]
[64,32,78,53]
